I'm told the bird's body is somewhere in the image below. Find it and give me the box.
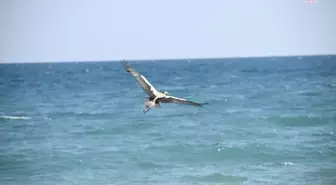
[121,60,208,113]
[144,96,160,113]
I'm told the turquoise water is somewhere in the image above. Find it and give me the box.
[1,56,335,185]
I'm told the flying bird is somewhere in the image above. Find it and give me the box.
[121,60,208,113]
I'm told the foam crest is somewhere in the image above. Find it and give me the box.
[0,116,31,120]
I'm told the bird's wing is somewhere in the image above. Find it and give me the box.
[160,95,208,107]
[121,60,160,97]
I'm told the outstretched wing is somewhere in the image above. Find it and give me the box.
[121,60,159,97]
[159,95,208,107]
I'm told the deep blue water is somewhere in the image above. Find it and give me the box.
[1,56,336,185]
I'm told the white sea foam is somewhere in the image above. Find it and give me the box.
[282,162,296,166]
[0,116,31,120]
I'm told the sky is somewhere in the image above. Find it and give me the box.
[1,0,336,63]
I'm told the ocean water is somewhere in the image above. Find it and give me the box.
[0,56,335,185]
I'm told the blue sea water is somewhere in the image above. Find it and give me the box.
[0,56,336,185]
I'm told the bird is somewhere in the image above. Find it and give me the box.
[121,60,208,113]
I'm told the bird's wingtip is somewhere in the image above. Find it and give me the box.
[120,59,130,70]
[120,59,127,64]
[200,102,209,107]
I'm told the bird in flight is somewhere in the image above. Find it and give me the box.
[121,60,208,113]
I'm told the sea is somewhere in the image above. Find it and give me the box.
[0,56,335,185]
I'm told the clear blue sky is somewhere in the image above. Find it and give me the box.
[1,0,336,63]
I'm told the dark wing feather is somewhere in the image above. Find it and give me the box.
[121,60,159,97]
[159,95,208,107]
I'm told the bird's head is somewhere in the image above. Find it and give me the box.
[163,91,169,95]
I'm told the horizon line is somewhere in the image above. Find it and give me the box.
[1,53,335,64]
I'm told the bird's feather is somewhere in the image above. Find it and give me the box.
[121,60,160,97]
[159,95,207,107]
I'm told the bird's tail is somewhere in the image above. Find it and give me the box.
[144,99,161,108]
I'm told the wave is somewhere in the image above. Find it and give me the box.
[0,115,31,120]
[282,161,297,166]
[264,115,326,126]
[47,111,117,120]
[142,142,283,165]
[183,173,248,183]
[137,161,165,169]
